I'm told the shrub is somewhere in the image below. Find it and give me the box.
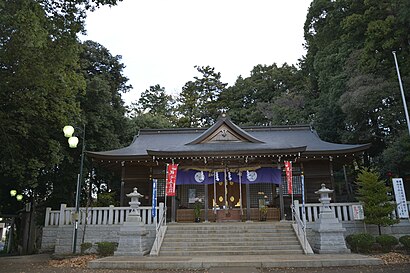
[376,235,398,252]
[80,242,93,254]
[345,233,375,253]
[96,242,117,256]
[399,235,410,252]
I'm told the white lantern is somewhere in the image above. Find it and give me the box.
[16,194,23,201]
[68,136,79,148]
[63,125,75,138]
[10,189,17,197]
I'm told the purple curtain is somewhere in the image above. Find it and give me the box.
[176,168,281,185]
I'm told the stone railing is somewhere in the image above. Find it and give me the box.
[293,200,410,223]
[44,204,162,226]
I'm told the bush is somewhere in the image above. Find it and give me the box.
[399,235,410,252]
[96,242,117,256]
[376,235,398,252]
[80,242,93,254]
[345,233,375,253]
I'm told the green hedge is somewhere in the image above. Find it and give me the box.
[375,235,398,252]
[80,242,93,254]
[96,242,118,256]
[345,233,375,253]
[399,235,410,252]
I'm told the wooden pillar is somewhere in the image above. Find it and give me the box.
[329,157,337,202]
[246,183,251,221]
[278,164,285,220]
[171,195,176,222]
[204,183,209,222]
[120,161,125,207]
[279,183,284,220]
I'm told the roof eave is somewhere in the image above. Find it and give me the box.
[146,146,307,157]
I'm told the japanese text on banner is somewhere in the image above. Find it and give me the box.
[285,161,293,194]
[152,179,157,218]
[392,178,409,218]
[166,164,178,196]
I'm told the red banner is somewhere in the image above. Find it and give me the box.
[166,164,178,196]
[284,161,293,194]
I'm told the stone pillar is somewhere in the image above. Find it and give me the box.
[115,188,150,256]
[311,184,350,254]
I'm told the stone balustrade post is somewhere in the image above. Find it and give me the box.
[59,204,66,227]
[45,207,51,226]
[293,200,300,219]
[108,205,114,224]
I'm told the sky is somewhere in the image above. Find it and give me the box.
[82,0,313,105]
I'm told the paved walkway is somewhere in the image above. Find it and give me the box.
[88,253,383,270]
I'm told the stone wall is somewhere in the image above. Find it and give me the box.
[306,221,410,246]
[41,224,156,254]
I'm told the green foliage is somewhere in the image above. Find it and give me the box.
[80,242,93,254]
[345,233,375,253]
[399,235,410,252]
[355,168,399,233]
[93,192,118,207]
[0,0,125,217]
[380,133,410,178]
[219,63,310,126]
[134,84,175,118]
[302,0,410,163]
[96,241,117,256]
[193,200,202,219]
[177,66,227,127]
[375,235,398,252]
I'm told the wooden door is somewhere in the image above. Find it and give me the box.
[208,181,244,209]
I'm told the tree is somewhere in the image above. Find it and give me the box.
[177,66,227,127]
[219,63,310,126]
[355,168,398,235]
[0,0,84,215]
[379,133,410,178]
[132,84,176,125]
[0,0,124,254]
[135,85,172,115]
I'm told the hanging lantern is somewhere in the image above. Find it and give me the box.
[68,136,79,148]
[16,194,23,201]
[10,189,17,197]
[63,125,75,138]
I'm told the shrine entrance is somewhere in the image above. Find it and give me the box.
[206,170,245,222]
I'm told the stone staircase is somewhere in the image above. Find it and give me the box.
[159,221,303,256]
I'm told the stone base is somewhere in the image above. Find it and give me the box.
[312,210,350,254]
[312,230,351,254]
[114,222,150,256]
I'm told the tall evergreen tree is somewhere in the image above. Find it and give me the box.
[355,168,398,235]
[177,66,227,127]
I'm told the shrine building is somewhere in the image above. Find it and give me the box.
[87,115,370,222]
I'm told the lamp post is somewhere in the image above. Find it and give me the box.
[63,124,86,254]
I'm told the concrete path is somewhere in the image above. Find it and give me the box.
[88,253,383,270]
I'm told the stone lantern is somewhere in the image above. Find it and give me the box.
[311,184,350,254]
[114,188,149,256]
[315,184,333,213]
[126,187,144,223]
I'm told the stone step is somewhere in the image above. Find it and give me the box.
[162,240,299,247]
[162,237,298,243]
[165,229,294,234]
[159,249,304,256]
[166,224,291,230]
[159,222,302,256]
[163,234,295,240]
[160,243,302,250]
